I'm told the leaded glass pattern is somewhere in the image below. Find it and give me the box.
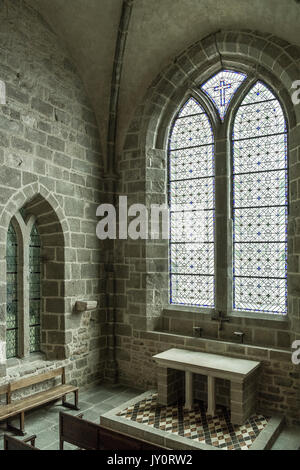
[6,223,18,358]
[29,224,41,352]
[232,81,288,314]
[169,97,215,307]
[201,70,247,121]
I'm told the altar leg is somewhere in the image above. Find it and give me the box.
[207,376,216,416]
[185,371,193,409]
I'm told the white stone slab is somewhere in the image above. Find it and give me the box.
[153,348,260,381]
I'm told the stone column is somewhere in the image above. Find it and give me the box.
[185,371,193,409]
[214,127,232,315]
[207,375,216,416]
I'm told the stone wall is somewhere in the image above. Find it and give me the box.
[0,1,106,388]
[111,30,300,425]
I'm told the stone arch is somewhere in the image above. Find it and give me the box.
[120,29,300,336]
[0,182,70,244]
[130,30,299,152]
[0,184,71,366]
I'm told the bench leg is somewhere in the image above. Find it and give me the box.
[24,435,37,447]
[61,390,80,411]
[185,371,193,410]
[74,389,79,410]
[207,376,216,416]
[6,412,26,436]
[60,438,64,451]
[20,411,25,434]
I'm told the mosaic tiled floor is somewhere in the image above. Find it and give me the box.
[116,393,269,450]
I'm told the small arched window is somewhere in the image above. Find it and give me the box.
[6,214,42,359]
[6,223,19,359]
[29,224,41,353]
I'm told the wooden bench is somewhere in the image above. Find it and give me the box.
[0,367,79,435]
[3,434,39,450]
[153,348,261,425]
[59,411,169,450]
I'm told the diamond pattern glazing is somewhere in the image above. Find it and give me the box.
[232,82,288,314]
[169,98,215,307]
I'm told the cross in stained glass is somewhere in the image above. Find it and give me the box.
[214,80,231,108]
[201,70,247,121]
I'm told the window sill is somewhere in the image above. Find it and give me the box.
[6,352,47,371]
[163,305,214,318]
[229,310,288,324]
[166,304,214,314]
[163,304,289,327]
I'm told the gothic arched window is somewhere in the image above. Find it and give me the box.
[29,224,41,353]
[168,70,288,316]
[5,214,42,359]
[6,223,19,359]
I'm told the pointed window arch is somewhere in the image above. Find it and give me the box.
[168,97,215,307]
[232,81,288,314]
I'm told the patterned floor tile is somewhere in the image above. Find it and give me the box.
[117,392,269,450]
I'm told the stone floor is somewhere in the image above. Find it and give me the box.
[0,383,299,450]
[0,383,141,450]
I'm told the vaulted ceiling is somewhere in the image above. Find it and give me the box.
[26,0,300,155]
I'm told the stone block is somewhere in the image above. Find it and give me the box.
[47,135,65,152]
[0,166,21,188]
[31,97,54,117]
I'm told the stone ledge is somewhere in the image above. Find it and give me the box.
[163,306,289,328]
[249,415,285,450]
[139,330,292,362]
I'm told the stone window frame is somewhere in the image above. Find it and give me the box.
[0,183,70,377]
[166,71,289,319]
[7,210,41,360]
[120,30,299,341]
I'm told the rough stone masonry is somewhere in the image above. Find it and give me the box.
[0,0,107,392]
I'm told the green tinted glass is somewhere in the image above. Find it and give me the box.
[6,223,18,358]
[29,224,41,353]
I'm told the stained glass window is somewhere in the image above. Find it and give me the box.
[201,70,247,121]
[29,224,41,352]
[169,97,215,307]
[232,81,288,314]
[6,223,18,358]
